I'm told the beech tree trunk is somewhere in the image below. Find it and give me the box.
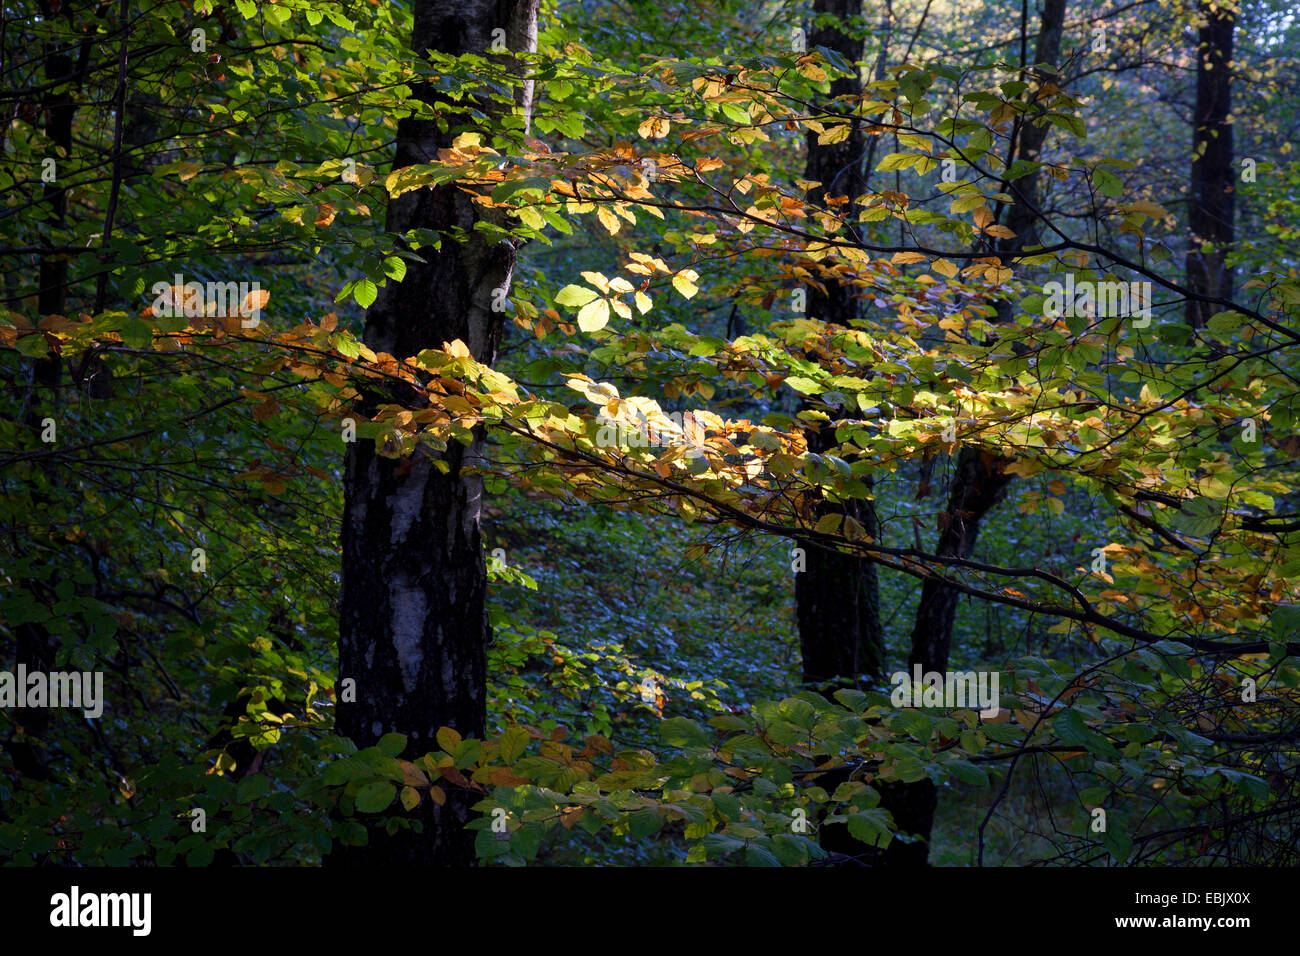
[1185,1,1234,329]
[332,0,539,867]
[9,0,81,782]
[796,0,885,690]
[877,0,1065,868]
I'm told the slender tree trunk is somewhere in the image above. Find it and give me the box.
[1185,1,1234,329]
[796,0,885,690]
[8,0,82,782]
[877,0,1065,868]
[331,0,539,867]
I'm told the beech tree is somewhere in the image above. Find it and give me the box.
[333,0,540,867]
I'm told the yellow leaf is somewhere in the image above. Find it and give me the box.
[813,513,842,534]
[400,759,429,787]
[672,269,700,299]
[1121,199,1168,219]
[400,786,421,811]
[580,271,611,292]
[891,251,928,265]
[817,124,851,145]
[950,192,985,214]
[577,298,611,332]
[596,205,620,235]
[796,55,827,82]
[931,258,958,278]
[638,116,671,139]
[240,288,270,317]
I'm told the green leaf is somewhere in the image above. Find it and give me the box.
[783,376,824,395]
[353,279,378,309]
[119,320,153,350]
[847,809,892,847]
[555,284,598,308]
[354,781,396,813]
[1093,167,1123,198]
[237,774,270,803]
[499,726,529,764]
[661,716,709,748]
[376,733,407,757]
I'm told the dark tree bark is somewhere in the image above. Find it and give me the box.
[331,0,539,868]
[796,0,885,690]
[1184,1,1234,329]
[877,0,1065,869]
[7,0,84,783]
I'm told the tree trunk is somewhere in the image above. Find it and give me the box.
[1184,0,1234,330]
[796,0,885,690]
[8,0,82,783]
[331,0,539,868]
[878,0,1065,868]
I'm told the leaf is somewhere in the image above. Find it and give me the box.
[1094,167,1123,198]
[1207,311,1243,335]
[399,760,429,787]
[239,287,270,318]
[436,726,462,752]
[596,205,620,235]
[354,781,396,813]
[931,258,959,278]
[846,810,892,847]
[353,279,377,309]
[120,320,152,350]
[400,786,421,811]
[637,116,670,139]
[783,376,824,395]
[1120,199,1167,219]
[813,513,842,534]
[797,56,827,82]
[237,774,270,803]
[376,733,407,757]
[555,284,598,308]
[661,716,708,748]
[672,269,700,299]
[499,726,529,764]
[576,298,610,332]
